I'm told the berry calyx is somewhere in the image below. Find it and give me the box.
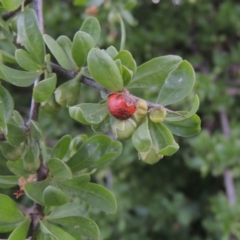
[107,91,137,120]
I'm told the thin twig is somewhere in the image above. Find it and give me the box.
[29,1,46,239]
[219,110,236,206]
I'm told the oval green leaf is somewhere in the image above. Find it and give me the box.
[48,216,100,240]
[1,0,23,11]
[0,63,41,87]
[47,158,72,180]
[163,114,201,137]
[87,48,123,91]
[128,55,182,89]
[66,135,122,172]
[8,217,31,240]
[52,135,72,160]
[72,31,95,68]
[15,49,40,71]
[69,103,108,125]
[55,77,81,107]
[43,186,68,206]
[80,17,101,44]
[33,73,57,103]
[43,34,74,70]
[6,123,26,147]
[157,60,195,106]
[24,179,50,205]
[17,9,45,66]
[114,50,137,74]
[57,36,77,70]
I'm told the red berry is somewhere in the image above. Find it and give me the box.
[107,92,136,120]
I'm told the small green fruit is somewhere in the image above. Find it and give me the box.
[111,117,137,140]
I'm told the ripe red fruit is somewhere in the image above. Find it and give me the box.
[107,92,137,120]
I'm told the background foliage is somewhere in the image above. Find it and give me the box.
[1,0,240,239]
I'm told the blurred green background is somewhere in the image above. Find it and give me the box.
[2,0,240,239]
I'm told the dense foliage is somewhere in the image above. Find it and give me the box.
[0,0,239,239]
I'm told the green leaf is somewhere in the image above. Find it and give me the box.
[43,34,74,70]
[72,31,95,68]
[22,139,40,172]
[52,135,72,160]
[163,114,201,137]
[91,114,111,133]
[29,120,44,141]
[58,180,117,214]
[0,194,25,229]
[56,36,77,70]
[48,216,100,240]
[0,175,18,189]
[80,17,101,44]
[128,55,182,89]
[6,123,26,147]
[122,65,133,86]
[0,85,14,131]
[67,135,122,172]
[132,117,179,164]
[0,142,24,161]
[41,222,75,240]
[7,159,30,176]
[148,120,179,156]
[38,220,57,240]
[114,50,137,74]
[15,49,40,71]
[0,63,41,87]
[8,217,31,240]
[42,94,62,115]
[11,110,24,127]
[33,73,57,103]
[165,95,200,121]
[54,77,81,107]
[1,0,23,11]
[47,158,72,180]
[132,117,152,153]
[17,9,45,65]
[69,103,108,125]
[47,202,89,220]
[105,46,118,59]
[157,61,195,106]
[87,48,123,91]
[24,179,50,205]
[43,186,68,206]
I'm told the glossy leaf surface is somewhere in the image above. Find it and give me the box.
[72,31,95,68]
[47,158,72,180]
[43,34,74,70]
[128,55,182,89]
[15,49,40,71]
[33,73,57,103]
[69,103,108,125]
[0,63,41,87]
[17,9,45,65]
[157,60,195,106]
[43,186,68,206]
[67,135,122,172]
[87,48,123,91]
[80,17,101,44]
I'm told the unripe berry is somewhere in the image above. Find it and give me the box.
[107,92,136,120]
